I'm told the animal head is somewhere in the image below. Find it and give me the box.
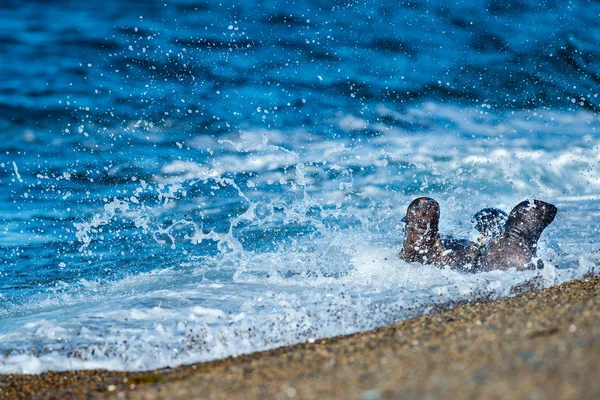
[472,207,508,238]
[404,197,440,232]
[505,200,557,244]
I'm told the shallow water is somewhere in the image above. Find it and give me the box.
[1,0,599,374]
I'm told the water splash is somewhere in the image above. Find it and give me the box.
[2,0,600,375]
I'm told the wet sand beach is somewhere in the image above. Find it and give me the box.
[2,275,599,400]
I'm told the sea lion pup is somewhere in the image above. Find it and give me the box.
[473,200,557,271]
[443,207,507,258]
[401,197,474,267]
[472,207,508,240]
[401,197,444,264]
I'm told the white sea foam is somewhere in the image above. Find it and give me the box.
[0,242,593,374]
[3,104,599,374]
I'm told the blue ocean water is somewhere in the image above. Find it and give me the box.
[1,0,599,373]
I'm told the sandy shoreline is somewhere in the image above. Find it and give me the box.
[2,275,599,399]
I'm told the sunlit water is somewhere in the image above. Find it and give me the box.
[1,0,599,374]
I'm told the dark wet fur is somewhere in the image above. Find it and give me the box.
[401,197,445,265]
[401,199,555,273]
[472,208,507,239]
[400,198,477,268]
[401,201,507,270]
[473,200,557,272]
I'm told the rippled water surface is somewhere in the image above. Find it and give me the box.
[1,0,599,373]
